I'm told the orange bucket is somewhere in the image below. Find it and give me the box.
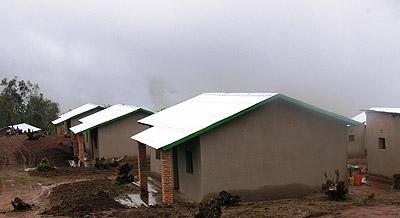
[353,174,363,186]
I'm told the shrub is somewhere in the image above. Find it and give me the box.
[115,163,134,185]
[216,191,240,208]
[94,158,109,169]
[195,191,240,218]
[322,169,348,201]
[195,199,221,218]
[37,158,55,172]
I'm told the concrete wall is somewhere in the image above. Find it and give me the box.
[347,125,366,158]
[365,111,400,178]
[175,99,348,202]
[94,111,150,161]
[176,138,203,201]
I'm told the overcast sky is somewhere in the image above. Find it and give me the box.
[1,1,400,116]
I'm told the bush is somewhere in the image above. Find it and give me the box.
[94,158,109,169]
[322,170,348,201]
[195,191,240,218]
[195,199,221,218]
[216,191,240,208]
[115,163,134,185]
[37,158,55,172]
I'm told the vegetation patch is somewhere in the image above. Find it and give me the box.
[37,158,55,172]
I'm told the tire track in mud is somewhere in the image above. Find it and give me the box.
[20,142,36,167]
[0,135,30,173]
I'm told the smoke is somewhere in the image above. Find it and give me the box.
[148,78,176,110]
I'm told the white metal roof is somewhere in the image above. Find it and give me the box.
[9,123,41,132]
[352,112,366,123]
[52,103,101,125]
[132,93,278,149]
[132,93,358,150]
[70,104,142,134]
[368,107,400,114]
[351,108,400,124]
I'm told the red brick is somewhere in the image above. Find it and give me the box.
[161,149,174,204]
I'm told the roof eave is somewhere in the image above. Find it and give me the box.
[72,108,152,134]
[159,93,360,151]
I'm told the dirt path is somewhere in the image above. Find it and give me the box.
[0,135,74,216]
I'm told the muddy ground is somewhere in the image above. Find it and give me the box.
[1,135,400,217]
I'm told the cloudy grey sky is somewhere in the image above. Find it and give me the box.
[1,0,400,116]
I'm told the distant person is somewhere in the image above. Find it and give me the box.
[6,127,11,136]
[16,127,21,134]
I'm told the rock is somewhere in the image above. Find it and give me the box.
[11,197,32,211]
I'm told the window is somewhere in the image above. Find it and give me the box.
[348,135,355,142]
[186,151,193,174]
[379,137,386,150]
[156,149,161,160]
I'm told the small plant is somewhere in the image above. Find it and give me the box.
[195,191,240,218]
[94,158,109,169]
[322,169,348,201]
[216,191,240,208]
[37,158,55,172]
[115,163,134,185]
[195,199,222,218]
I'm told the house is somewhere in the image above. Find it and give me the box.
[70,104,153,164]
[51,103,104,136]
[347,112,366,158]
[0,123,41,136]
[10,123,41,133]
[362,108,400,179]
[131,93,359,203]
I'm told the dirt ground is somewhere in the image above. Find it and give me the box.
[1,135,400,217]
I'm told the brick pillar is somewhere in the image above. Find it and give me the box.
[72,134,78,156]
[54,125,62,136]
[77,134,85,167]
[137,143,148,195]
[161,149,174,204]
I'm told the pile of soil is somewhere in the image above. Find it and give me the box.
[42,178,132,217]
[28,166,115,178]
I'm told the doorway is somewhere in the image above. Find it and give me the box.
[172,147,179,190]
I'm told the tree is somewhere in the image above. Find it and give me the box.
[0,77,59,133]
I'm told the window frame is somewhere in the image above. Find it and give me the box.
[348,134,355,142]
[378,137,386,150]
[185,150,194,174]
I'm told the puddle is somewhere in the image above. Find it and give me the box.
[115,182,160,208]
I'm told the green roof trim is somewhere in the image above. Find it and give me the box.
[161,94,360,151]
[76,108,154,135]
